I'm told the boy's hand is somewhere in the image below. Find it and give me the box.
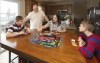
[25,28,31,34]
[19,31,25,35]
[78,37,86,47]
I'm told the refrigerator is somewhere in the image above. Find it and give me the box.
[88,7,100,36]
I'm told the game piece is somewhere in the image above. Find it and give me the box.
[30,32,62,48]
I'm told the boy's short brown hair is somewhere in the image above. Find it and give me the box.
[16,16,23,22]
[81,20,95,32]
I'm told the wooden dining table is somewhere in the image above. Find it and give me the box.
[0,30,98,63]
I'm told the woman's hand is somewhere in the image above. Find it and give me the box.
[37,27,42,32]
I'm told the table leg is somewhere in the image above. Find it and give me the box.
[9,51,11,63]
[26,59,30,63]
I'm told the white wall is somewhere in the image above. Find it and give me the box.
[0,24,2,41]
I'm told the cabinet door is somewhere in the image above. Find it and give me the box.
[25,0,33,15]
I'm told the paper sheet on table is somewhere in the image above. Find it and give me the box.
[71,42,77,47]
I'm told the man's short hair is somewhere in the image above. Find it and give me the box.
[16,16,23,22]
[33,3,38,6]
[81,20,95,32]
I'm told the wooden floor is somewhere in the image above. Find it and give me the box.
[0,32,18,63]
[0,48,18,63]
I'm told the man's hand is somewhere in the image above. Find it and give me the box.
[78,37,86,47]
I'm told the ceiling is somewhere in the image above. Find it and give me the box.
[35,0,87,5]
[36,0,72,1]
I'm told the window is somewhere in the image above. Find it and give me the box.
[0,0,18,25]
[38,6,42,11]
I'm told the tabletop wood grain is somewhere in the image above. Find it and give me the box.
[0,30,98,63]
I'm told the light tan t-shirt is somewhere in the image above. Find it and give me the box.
[26,10,45,30]
[47,21,66,32]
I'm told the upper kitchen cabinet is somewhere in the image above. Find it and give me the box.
[25,0,37,15]
[45,4,73,15]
